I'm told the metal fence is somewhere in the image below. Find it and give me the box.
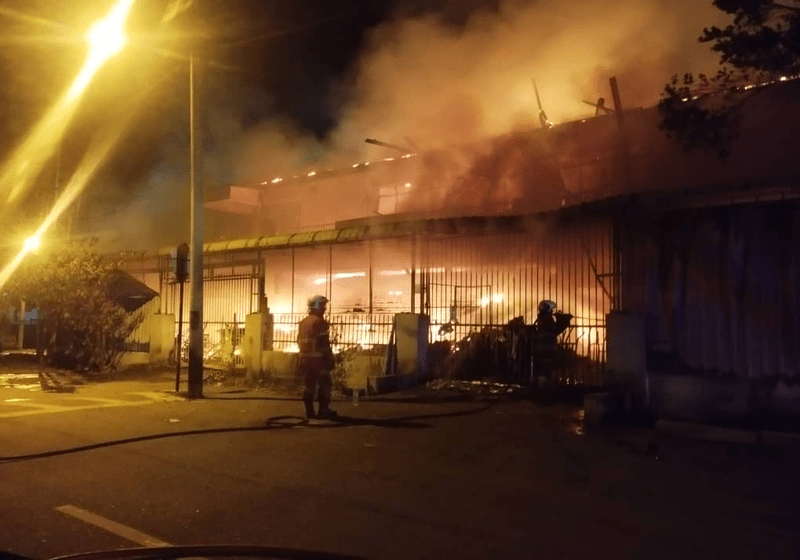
[417,222,613,386]
[272,312,395,354]
[121,299,159,354]
[127,217,616,385]
[165,274,258,367]
[267,220,614,387]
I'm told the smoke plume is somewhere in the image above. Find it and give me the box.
[94,0,733,249]
[329,0,730,155]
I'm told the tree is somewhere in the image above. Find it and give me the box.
[659,0,800,159]
[0,240,144,372]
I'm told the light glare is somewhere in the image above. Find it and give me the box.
[23,235,41,253]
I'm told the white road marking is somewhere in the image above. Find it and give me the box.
[130,391,185,402]
[0,398,163,419]
[56,505,171,547]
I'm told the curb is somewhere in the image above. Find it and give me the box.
[655,419,800,447]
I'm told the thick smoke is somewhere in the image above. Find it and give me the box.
[94,0,732,249]
[329,0,730,155]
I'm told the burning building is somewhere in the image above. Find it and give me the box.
[122,78,800,399]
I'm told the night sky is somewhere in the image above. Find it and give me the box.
[0,0,500,147]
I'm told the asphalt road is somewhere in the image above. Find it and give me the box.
[1,376,799,560]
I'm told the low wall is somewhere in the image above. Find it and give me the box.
[118,312,175,370]
[648,372,800,429]
[119,351,150,369]
[346,355,386,392]
[148,313,175,365]
[251,350,391,393]
[259,350,298,380]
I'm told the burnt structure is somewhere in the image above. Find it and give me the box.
[124,79,800,390]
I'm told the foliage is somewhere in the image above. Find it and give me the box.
[659,0,800,158]
[0,240,143,372]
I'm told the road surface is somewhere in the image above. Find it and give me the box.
[1,376,798,560]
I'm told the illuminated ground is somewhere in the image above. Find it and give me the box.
[0,372,798,560]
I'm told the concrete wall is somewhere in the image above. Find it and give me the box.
[646,373,800,427]
[244,313,264,381]
[259,350,298,380]
[118,311,175,370]
[249,349,387,392]
[119,351,150,369]
[345,355,386,392]
[393,313,429,378]
[244,312,277,381]
[149,313,175,365]
[605,311,646,388]
[648,373,751,424]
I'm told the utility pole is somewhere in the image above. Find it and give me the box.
[174,243,189,392]
[17,299,25,350]
[609,76,628,312]
[188,52,204,398]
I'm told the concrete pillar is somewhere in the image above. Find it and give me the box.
[244,312,274,381]
[149,313,176,365]
[394,313,429,378]
[605,310,647,400]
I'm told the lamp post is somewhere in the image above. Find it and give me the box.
[187,51,204,398]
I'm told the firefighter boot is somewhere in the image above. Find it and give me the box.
[316,372,337,420]
[303,397,316,420]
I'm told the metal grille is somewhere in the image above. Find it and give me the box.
[272,312,394,354]
[418,221,614,386]
[164,274,258,366]
[264,221,614,386]
[122,298,159,354]
[126,218,616,384]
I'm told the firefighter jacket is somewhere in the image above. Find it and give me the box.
[297,314,334,371]
[533,312,558,351]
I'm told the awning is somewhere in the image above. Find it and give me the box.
[106,270,159,312]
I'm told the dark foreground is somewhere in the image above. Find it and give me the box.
[1,372,798,560]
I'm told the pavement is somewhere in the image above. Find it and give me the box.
[2,364,800,560]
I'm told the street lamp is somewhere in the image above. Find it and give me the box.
[23,234,41,254]
[187,51,204,399]
[67,0,135,102]
[0,0,136,292]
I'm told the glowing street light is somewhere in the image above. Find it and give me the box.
[23,235,41,254]
[67,0,136,102]
[1,0,137,208]
[87,8,128,58]
[0,0,139,293]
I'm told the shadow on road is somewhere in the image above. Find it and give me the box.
[0,404,494,464]
[206,393,300,402]
[266,402,495,430]
[206,392,501,405]
[266,415,432,429]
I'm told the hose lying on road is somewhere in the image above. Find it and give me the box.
[0,404,494,464]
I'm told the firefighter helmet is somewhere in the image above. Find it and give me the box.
[538,300,557,314]
[307,294,329,310]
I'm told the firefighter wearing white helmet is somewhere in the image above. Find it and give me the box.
[297,294,337,420]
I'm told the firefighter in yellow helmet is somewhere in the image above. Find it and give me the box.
[297,295,337,420]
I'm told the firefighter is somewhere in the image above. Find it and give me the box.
[531,300,558,384]
[297,294,337,420]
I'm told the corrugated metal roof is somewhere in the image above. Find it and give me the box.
[137,214,543,257]
[125,178,798,261]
